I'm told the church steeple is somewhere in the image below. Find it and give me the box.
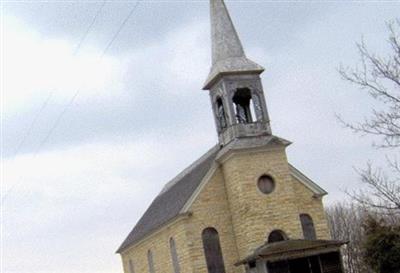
[205,0,271,146]
[204,0,264,89]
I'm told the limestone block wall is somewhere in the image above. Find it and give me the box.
[291,176,331,240]
[220,147,307,259]
[120,217,192,273]
[186,167,244,273]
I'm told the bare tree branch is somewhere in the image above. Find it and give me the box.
[338,20,400,149]
[339,19,400,215]
[345,161,400,212]
[326,203,372,273]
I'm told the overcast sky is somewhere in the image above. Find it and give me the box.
[2,1,400,273]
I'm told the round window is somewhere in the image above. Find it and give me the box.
[257,175,275,194]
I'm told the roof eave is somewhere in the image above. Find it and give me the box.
[235,240,347,266]
[116,212,192,254]
[203,68,264,90]
[289,164,328,197]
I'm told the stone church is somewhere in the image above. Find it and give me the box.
[117,0,346,272]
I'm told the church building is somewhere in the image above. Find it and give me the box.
[117,0,346,272]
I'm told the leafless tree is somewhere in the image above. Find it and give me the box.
[327,202,400,273]
[326,203,371,273]
[338,19,400,213]
[353,161,400,213]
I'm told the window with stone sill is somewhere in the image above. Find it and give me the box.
[169,237,181,273]
[147,250,155,273]
[300,213,317,240]
[202,227,226,273]
[128,259,135,273]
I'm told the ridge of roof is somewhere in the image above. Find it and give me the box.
[159,145,220,195]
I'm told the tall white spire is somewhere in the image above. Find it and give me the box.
[210,0,245,64]
[203,0,264,89]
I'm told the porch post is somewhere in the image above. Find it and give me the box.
[256,260,268,273]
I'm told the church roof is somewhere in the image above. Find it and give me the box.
[116,145,220,253]
[203,0,264,89]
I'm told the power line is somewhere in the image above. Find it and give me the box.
[102,0,141,55]
[11,0,107,158]
[12,92,53,156]
[2,0,109,203]
[2,0,142,204]
[33,0,142,154]
[74,1,107,55]
[34,90,80,154]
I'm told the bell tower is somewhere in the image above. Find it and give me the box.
[204,0,272,146]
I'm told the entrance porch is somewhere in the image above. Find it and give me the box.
[235,240,346,273]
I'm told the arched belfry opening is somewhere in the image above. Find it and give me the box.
[232,88,254,124]
[216,97,227,130]
[210,82,271,145]
[251,93,263,121]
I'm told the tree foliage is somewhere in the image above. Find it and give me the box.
[327,202,400,273]
[363,216,400,273]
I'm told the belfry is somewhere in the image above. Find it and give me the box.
[205,0,271,146]
[117,1,346,273]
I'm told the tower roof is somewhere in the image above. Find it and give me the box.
[203,0,264,89]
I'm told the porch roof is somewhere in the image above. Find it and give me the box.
[235,239,347,266]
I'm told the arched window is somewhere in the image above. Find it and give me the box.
[147,250,155,273]
[300,214,317,240]
[169,237,180,273]
[233,88,254,124]
[216,97,227,130]
[268,230,287,243]
[202,228,226,273]
[128,259,135,273]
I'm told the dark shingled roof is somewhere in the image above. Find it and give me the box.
[116,146,220,253]
[236,239,347,265]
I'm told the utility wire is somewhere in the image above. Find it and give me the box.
[12,92,53,156]
[2,0,142,204]
[2,0,111,203]
[34,91,80,154]
[34,0,142,154]
[74,1,107,55]
[102,0,140,55]
[11,0,107,158]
